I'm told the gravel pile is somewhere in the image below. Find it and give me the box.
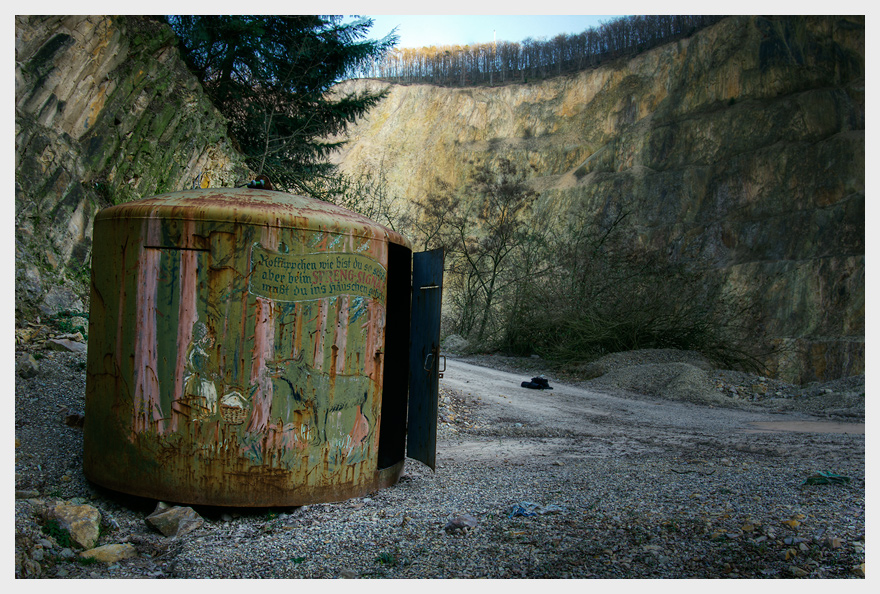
[15,346,865,579]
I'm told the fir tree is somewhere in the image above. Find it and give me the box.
[167,15,396,196]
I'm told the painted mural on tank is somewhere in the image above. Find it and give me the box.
[125,223,388,481]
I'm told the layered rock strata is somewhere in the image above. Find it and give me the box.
[330,16,864,383]
[15,16,249,321]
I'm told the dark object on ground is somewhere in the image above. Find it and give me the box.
[64,413,85,428]
[444,513,478,533]
[803,471,851,486]
[521,376,553,390]
[508,501,565,518]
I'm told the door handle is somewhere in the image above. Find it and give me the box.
[423,352,446,377]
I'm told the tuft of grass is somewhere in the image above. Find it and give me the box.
[42,519,73,549]
[49,309,89,339]
[375,551,398,566]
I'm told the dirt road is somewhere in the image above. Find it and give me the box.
[438,358,864,466]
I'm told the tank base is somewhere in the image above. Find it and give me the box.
[84,459,407,508]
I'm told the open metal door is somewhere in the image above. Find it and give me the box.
[406,248,444,469]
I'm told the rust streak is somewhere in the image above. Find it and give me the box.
[245,296,275,433]
[132,243,162,435]
[171,247,199,433]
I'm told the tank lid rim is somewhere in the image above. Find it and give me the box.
[95,187,412,248]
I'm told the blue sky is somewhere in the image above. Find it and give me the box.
[364,15,623,49]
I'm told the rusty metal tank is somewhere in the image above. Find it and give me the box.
[83,186,443,507]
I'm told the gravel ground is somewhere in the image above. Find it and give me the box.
[14,342,866,579]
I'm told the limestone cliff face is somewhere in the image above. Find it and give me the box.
[331,16,864,383]
[15,16,249,320]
